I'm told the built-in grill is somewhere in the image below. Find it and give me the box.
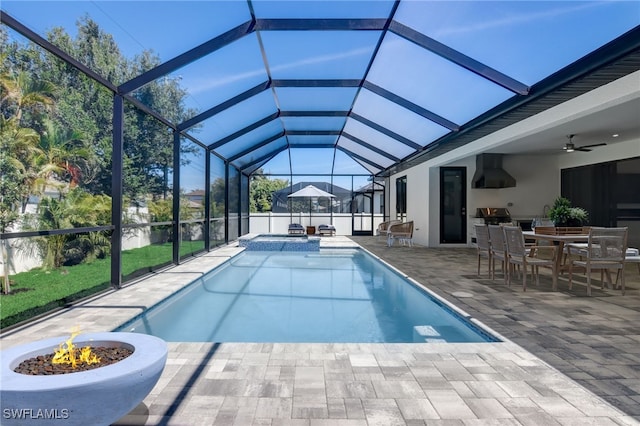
[475,208,512,225]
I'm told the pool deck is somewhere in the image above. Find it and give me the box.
[1,236,639,425]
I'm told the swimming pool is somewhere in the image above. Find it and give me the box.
[116,249,498,343]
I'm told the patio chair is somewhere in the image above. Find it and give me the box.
[377,220,402,240]
[287,223,305,235]
[615,248,640,287]
[474,224,491,277]
[318,224,336,236]
[488,225,508,284]
[503,226,557,291]
[387,221,414,247]
[568,227,628,296]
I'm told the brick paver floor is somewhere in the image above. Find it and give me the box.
[2,236,638,425]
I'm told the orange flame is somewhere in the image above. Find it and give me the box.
[52,330,100,368]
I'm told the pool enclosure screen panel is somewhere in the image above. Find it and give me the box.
[2,1,638,178]
[1,0,638,292]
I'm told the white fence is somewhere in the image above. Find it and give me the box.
[2,213,386,275]
[249,213,384,235]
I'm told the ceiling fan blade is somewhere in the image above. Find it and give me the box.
[578,142,607,149]
[575,147,592,152]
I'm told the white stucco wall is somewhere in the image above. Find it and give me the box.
[424,155,560,247]
[388,71,639,247]
[484,155,560,219]
[558,137,640,169]
[399,163,431,246]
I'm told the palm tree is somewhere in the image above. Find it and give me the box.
[0,62,57,123]
[36,119,90,195]
[0,57,56,293]
[27,189,111,269]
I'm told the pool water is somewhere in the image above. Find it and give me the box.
[116,249,498,343]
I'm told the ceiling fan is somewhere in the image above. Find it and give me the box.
[563,134,606,152]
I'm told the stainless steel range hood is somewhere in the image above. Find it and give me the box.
[471,154,516,188]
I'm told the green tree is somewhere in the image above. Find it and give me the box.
[147,196,193,243]
[35,119,90,193]
[0,52,56,293]
[0,64,57,207]
[6,18,199,201]
[210,177,226,215]
[23,189,111,269]
[42,18,125,195]
[249,170,289,212]
[124,51,199,202]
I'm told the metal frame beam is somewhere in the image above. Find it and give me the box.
[226,132,286,162]
[288,143,336,148]
[240,145,289,172]
[286,130,341,136]
[280,111,349,117]
[336,146,384,171]
[272,79,361,87]
[0,11,118,92]
[204,150,211,250]
[179,81,271,131]
[349,112,422,150]
[110,95,124,289]
[341,133,401,162]
[209,112,280,149]
[389,21,530,96]
[254,18,387,31]
[172,131,181,265]
[362,81,460,131]
[119,20,256,94]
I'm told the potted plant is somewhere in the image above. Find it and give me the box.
[547,197,588,226]
[567,207,588,226]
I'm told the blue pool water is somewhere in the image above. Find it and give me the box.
[116,249,498,343]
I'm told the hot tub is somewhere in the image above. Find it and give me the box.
[238,234,320,251]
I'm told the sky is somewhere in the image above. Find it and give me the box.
[2,0,639,186]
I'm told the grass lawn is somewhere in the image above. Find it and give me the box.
[0,242,205,329]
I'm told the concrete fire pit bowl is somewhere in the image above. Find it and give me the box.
[0,332,167,426]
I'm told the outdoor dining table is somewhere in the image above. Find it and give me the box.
[522,230,590,290]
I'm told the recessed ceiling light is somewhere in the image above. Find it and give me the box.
[612,133,619,137]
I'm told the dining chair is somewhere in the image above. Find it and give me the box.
[488,225,508,284]
[474,224,492,277]
[503,226,557,291]
[568,227,628,296]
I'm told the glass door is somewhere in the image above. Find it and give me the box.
[440,167,467,243]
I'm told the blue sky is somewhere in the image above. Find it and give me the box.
[3,1,639,187]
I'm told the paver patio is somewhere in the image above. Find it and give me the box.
[1,236,639,425]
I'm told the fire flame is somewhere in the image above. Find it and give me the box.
[52,330,100,368]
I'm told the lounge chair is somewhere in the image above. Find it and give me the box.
[288,223,305,235]
[318,224,336,236]
[377,220,402,240]
[387,221,414,247]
